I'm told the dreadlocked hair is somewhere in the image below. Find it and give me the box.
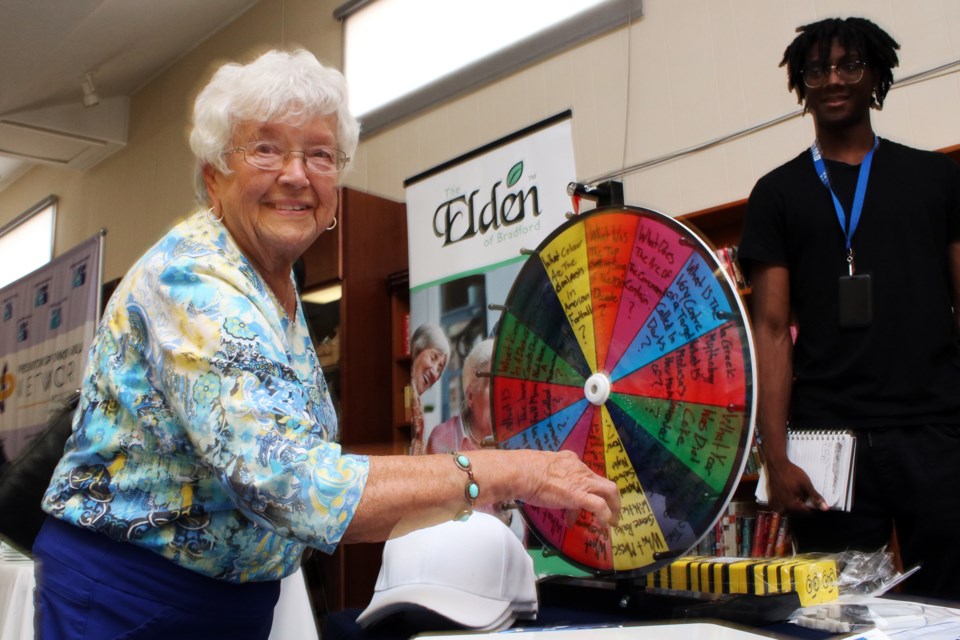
[780,17,900,109]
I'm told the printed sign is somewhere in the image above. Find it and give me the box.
[0,233,102,462]
[404,115,577,454]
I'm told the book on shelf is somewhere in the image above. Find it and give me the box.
[755,429,857,511]
[694,500,799,559]
[403,384,413,422]
[763,511,781,558]
[745,509,790,558]
[773,516,791,557]
[750,511,769,558]
[742,429,762,476]
[739,515,754,557]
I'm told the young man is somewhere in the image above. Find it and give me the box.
[739,17,960,599]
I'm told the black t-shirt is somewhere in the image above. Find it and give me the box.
[739,139,960,428]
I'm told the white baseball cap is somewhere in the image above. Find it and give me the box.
[356,511,538,631]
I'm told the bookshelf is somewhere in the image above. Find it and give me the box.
[679,199,751,297]
[678,198,747,249]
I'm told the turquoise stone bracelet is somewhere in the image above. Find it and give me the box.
[452,452,479,521]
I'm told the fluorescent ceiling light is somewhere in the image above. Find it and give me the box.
[345,0,610,117]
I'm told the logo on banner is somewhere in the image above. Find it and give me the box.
[73,264,87,288]
[432,161,543,248]
[35,282,49,307]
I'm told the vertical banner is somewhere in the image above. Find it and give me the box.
[403,113,576,455]
[0,232,103,462]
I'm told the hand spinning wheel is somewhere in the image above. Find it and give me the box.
[491,205,756,576]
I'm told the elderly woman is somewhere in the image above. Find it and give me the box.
[32,50,620,638]
[428,338,494,454]
[408,322,449,454]
[410,323,449,398]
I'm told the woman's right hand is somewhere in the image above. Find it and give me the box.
[346,448,621,543]
[505,449,621,527]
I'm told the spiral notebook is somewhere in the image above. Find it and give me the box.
[755,430,857,511]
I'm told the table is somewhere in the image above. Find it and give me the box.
[325,592,960,640]
[0,555,34,640]
[0,550,318,640]
[412,622,795,639]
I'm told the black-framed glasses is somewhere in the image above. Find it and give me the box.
[222,141,349,174]
[802,60,866,88]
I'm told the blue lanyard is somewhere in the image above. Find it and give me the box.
[809,136,879,271]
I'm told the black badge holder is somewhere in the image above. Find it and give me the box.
[838,249,872,328]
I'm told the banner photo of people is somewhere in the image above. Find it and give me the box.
[403,113,576,456]
[0,232,103,463]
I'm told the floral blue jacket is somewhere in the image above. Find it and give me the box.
[42,210,369,582]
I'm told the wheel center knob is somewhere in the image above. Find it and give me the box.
[584,373,611,406]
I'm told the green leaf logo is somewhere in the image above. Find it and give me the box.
[506,161,524,188]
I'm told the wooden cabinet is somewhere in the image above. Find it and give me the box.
[387,270,412,453]
[301,187,408,451]
[678,199,747,250]
[298,187,408,618]
[300,210,342,287]
[679,199,751,297]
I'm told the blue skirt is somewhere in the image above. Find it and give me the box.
[33,517,282,639]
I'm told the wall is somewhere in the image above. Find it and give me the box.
[1,0,959,282]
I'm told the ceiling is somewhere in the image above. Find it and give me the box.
[0,0,260,193]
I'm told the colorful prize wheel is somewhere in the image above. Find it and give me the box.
[491,205,756,576]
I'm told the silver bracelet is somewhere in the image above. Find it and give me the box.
[451,452,479,521]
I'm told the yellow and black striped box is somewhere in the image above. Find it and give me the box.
[645,554,839,606]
